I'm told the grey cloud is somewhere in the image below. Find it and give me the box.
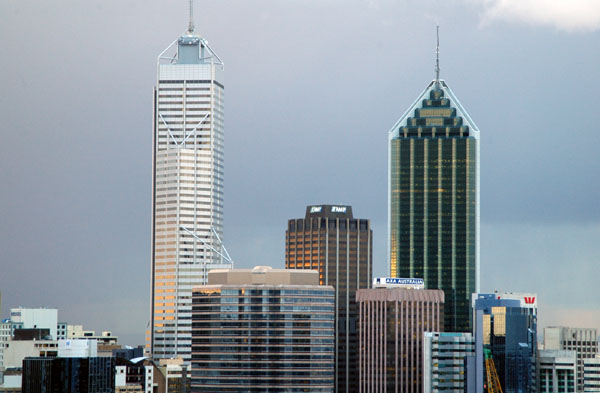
[0,0,599,344]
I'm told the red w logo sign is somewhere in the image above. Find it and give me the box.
[524,297,535,304]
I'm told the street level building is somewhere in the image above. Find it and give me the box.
[356,284,444,393]
[285,204,372,393]
[150,5,232,364]
[473,294,537,393]
[423,332,475,393]
[544,327,598,392]
[191,266,335,392]
[388,61,480,332]
[538,350,577,393]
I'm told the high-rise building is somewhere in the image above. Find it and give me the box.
[387,42,480,333]
[356,282,444,393]
[285,204,372,392]
[544,326,599,392]
[150,4,232,364]
[191,266,335,392]
[423,332,475,393]
[473,294,537,393]
[538,350,577,393]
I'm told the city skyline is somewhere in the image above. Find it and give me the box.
[1,0,599,346]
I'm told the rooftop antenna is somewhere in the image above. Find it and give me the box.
[188,0,195,33]
[435,25,440,88]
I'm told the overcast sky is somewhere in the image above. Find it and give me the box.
[1,0,599,345]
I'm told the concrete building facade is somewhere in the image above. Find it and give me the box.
[544,327,598,392]
[423,332,475,393]
[356,286,444,393]
[538,350,577,393]
[584,356,600,392]
[9,308,57,340]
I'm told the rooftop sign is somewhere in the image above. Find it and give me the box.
[373,277,425,289]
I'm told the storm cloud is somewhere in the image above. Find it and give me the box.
[0,0,598,344]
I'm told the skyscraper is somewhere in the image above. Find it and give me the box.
[285,205,372,393]
[150,5,233,363]
[387,36,480,332]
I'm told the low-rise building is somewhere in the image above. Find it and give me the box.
[538,350,577,393]
[544,327,598,392]
[423,332,475,392]
[584,355,600,392]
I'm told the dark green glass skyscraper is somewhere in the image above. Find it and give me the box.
[388,79,479,332]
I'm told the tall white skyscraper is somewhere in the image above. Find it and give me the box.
[150,5,232,363]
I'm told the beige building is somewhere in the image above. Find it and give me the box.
[545,326,598,392]
[356,286,444,393]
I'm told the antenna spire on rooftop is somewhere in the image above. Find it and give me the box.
[435,25,440,88]
[188,0,195,33]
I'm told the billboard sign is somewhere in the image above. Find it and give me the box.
[373,277,425,289]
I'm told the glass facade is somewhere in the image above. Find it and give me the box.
[285,205,373,393]
[22,357,115,393]
[474,295,537,393]
[389,81,479,333]
[191,285,335,392]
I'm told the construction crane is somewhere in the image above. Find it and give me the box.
[484,348,503,393]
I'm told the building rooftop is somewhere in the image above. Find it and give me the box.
[207,266,320,286]
[304,204,353,219]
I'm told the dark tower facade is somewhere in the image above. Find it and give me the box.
[285,205,373,393]
[388,80,479,333]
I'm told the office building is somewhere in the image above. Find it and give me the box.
[356,282,444,393]
[150,4,232,364]
[584,356,600,392]
[423,332,475,393]
[9,308,58,340]
[115,357,155,393]
[22,357,115,393]
[473,294,537,393]
[191,266,335,392]
[157,358,189,393]
[538,350,577,393]
[285,204,372,392]
[388,45,480,333]
[0,320,23,368]
[58,339,98,358]
[544,326,599,392]
[57,322,67,340]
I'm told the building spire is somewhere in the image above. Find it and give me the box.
[188,0,195,33]
[435,25,440,88]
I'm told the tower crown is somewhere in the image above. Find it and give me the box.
[389,80,480,139]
